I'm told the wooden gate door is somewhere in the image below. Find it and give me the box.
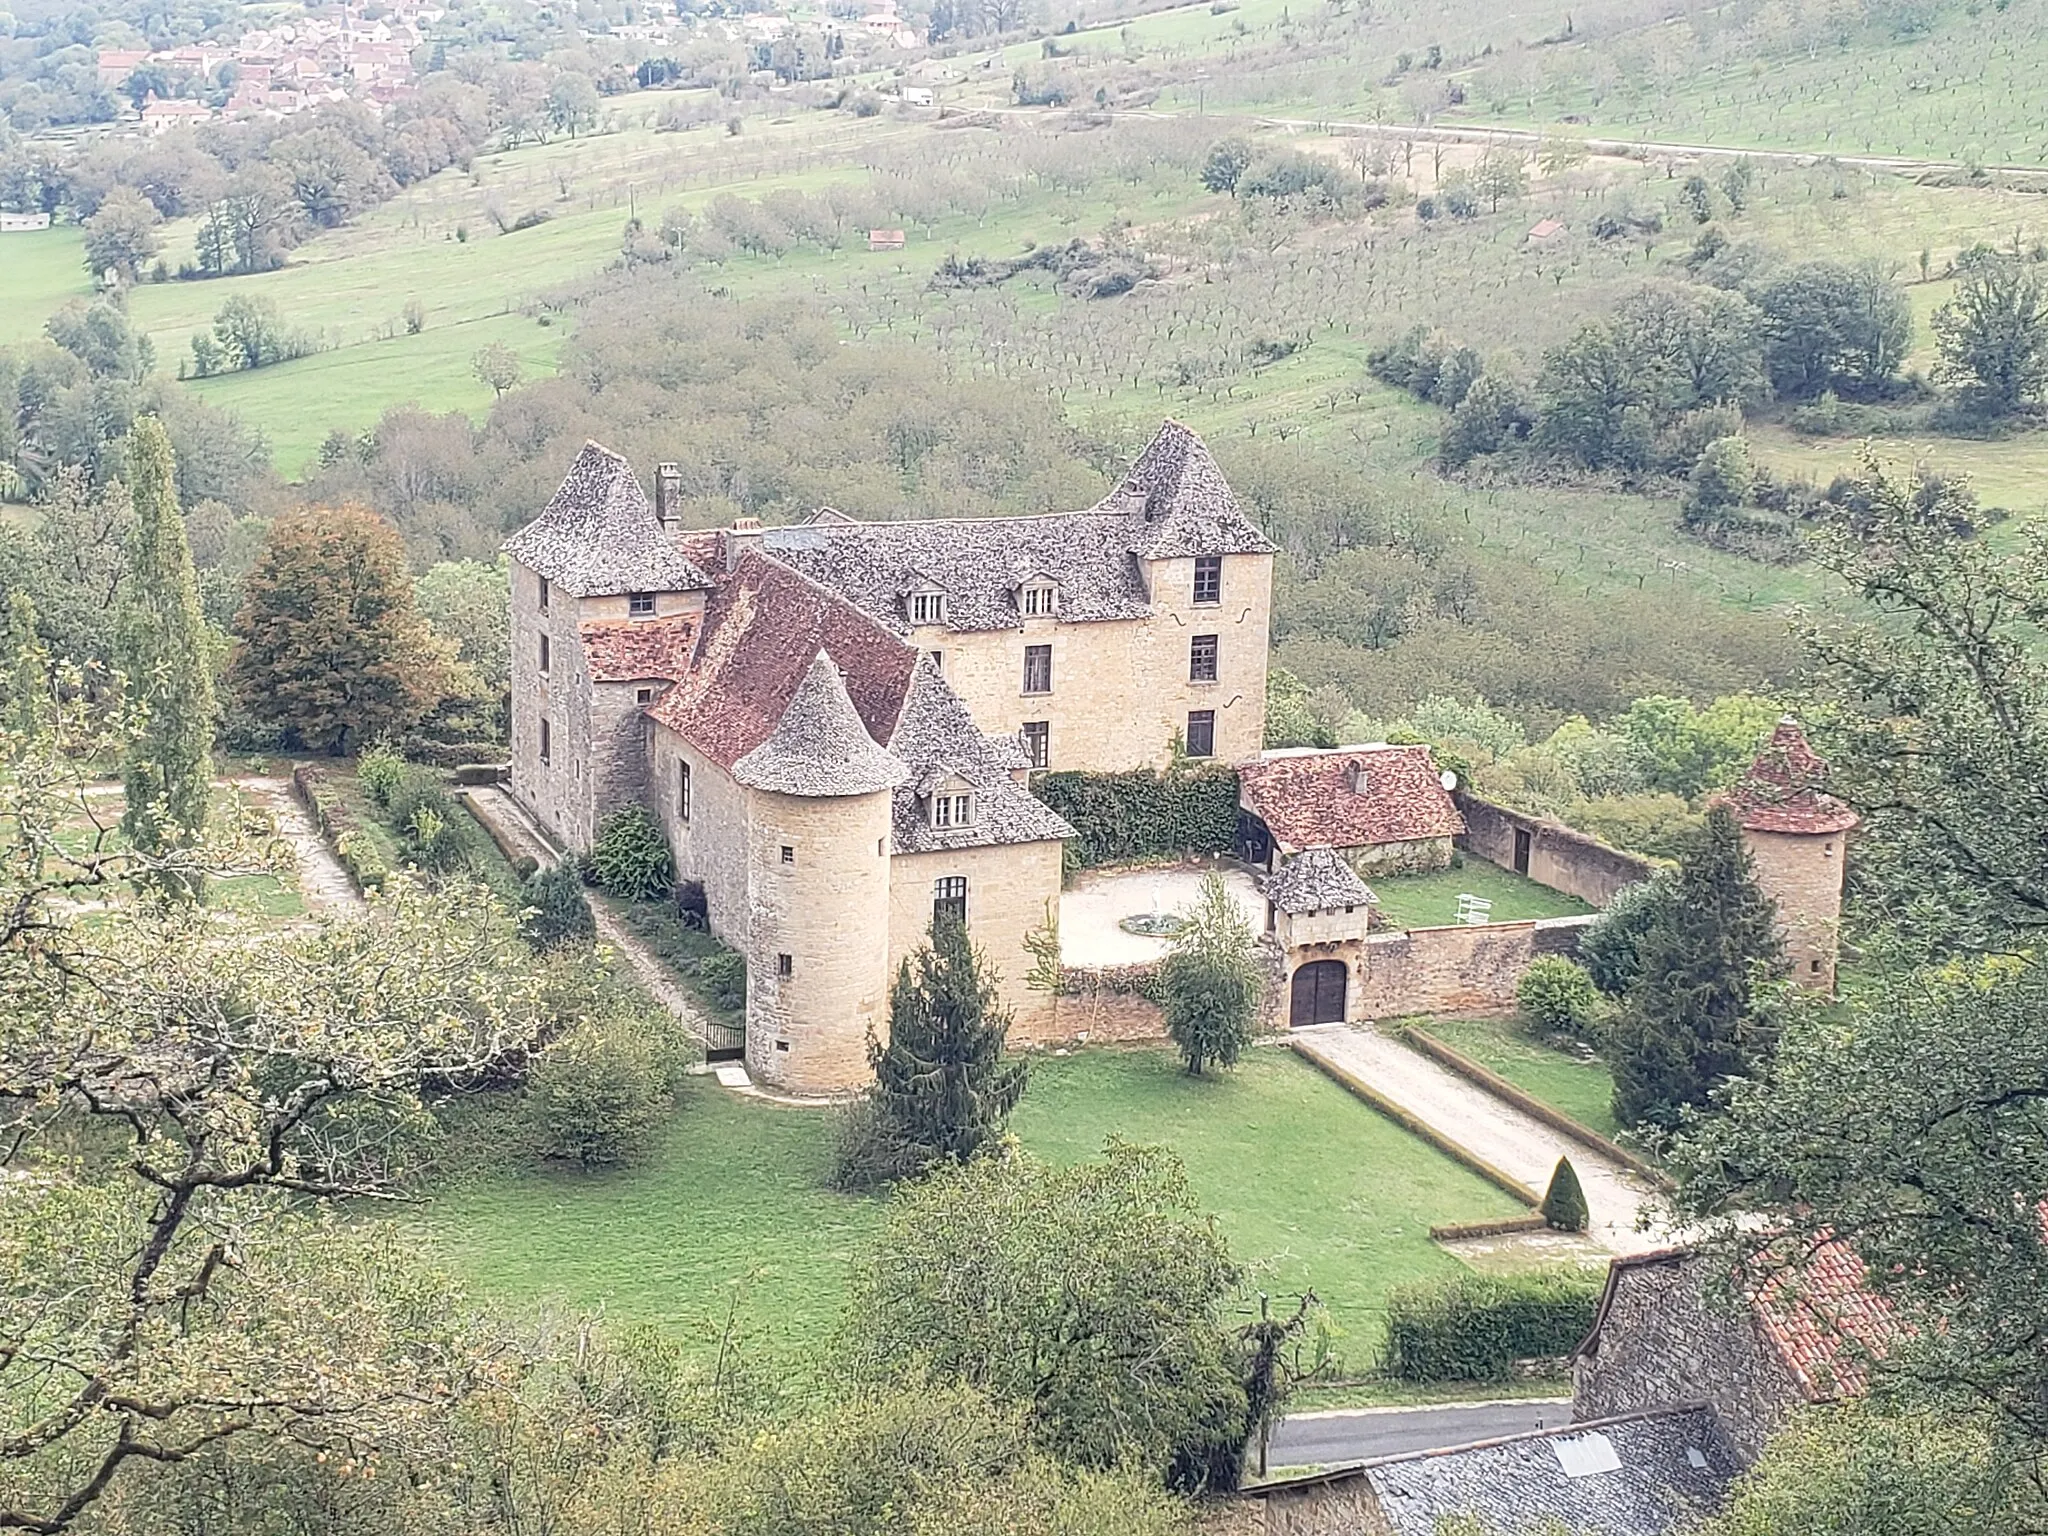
[1289,960,1348,1027]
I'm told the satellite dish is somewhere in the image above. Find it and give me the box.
[1440,769,1459,792]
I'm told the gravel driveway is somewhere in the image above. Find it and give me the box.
[1059,863,1266,967]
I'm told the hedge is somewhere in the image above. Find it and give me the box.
[1030,767,1239,869]
[291,763,388,893]
[1381,1270,1602,1383]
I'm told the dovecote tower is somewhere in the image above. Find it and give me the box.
[1720,717,1858,992]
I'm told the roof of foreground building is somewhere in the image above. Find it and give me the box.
[885,657,1074,852]
[1265,845,1376,914]
[503,442,716,598]
[1239,744,1465,853]
[732,651,908,796]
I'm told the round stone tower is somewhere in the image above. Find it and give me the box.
[1721,716,1858,992]
[732,652,905,1094]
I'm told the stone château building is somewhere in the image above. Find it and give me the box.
[503,421,1276,1093]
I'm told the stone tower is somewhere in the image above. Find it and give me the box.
[1721,717,1858,992]
[732,652,905,1094]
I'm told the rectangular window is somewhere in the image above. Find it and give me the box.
[636,686,654,705]
[1193,555,1222,605]
[539,718,551,765]
[781,845,795,865]
[538,633,550,675]
[677,760,691,821]
[777,953,793,979]
[912,592,946,625]
[629,591,656,618]
[932,791,973,829]
[1186,709,1215,758]
[1190,634,1219,683]
[934,876,968,927]
[1021,583,1056,616]
[926,649,944,675]
[538,574,550,612]
[1022,644,1052,695]
[1022,720,1050,769]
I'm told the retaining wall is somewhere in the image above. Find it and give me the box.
[1455,793,1659,909]
[1355,915,1595,1018]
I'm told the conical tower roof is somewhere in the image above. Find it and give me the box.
[732,650,908,796]
[1721,717,1858,835]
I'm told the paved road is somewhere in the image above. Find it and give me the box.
[1263,1398,1573,1470]
[1293,1023,1674,1254]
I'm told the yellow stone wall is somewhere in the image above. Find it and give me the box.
[914,551,1273,771]
[1741,827,1846,991]
[887,839,1064,1041]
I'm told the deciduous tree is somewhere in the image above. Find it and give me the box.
[1932,254,2048,418]
[1159,872,1262,1075]
[80,187,161,282]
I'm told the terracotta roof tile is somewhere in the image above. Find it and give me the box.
[1720,717,1859,836]
[1239,745,1464,853]
[1745,1237,1898,1402]
[579,615,697,682]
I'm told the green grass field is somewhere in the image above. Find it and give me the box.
[0,227,93,346]
[1411,1016,1621,1142]
[413,1044,1523,1369]
[1370,864,1593,931]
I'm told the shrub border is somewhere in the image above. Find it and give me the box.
[291,762,387,894]
[1428,1213,1552,1241]
[1398,1024,1671,1189]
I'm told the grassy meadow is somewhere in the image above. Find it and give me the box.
[1411,1016,1623,1142]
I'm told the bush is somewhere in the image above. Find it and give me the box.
[1541,1157,1590,1232]
[522,862,595,951]
[1516,956,1602,1040]
[1577,871,1679,996]
[1381,1271,1601,1382]
[386,764,470,872]
[527,1014,673,1168]
[592,809,675,900]
[831,1091,928,1190]
[357,743,407,808]
[697,948,745,1009]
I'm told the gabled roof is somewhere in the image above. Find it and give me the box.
[579,615,697,683]
[885,657,1074,853]
[1239,745,1465,853]
[733,651,908,796]
[647,551,917,775]
[758,421,1273,635]
[503,442,715,598]
[1250,1405,1740,1536]
[1267,845,1376,914]
[1719,716,1859,836]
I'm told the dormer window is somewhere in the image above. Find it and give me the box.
[932,790,974,829]
[910,590,947,625]
[629,592,656,618]
[1020,582,1058,617]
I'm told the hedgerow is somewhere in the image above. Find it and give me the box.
[1030,767,1239,870]
[1381,1271,1601,1382]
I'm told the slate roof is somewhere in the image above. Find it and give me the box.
[504,442,716,597]
[1719,716,1859,836]
[758,421,1274,636]
[733,651,908,796]
[1239,745,1465,853]
[885,657,1074,852]
[646,551,917,773]
[579,615,697,683]
[1266,845,1376,914]
[1352,1405,1742,1536]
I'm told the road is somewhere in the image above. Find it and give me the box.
[1263,1398,1573,1470]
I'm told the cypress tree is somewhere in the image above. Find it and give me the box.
[3,590,45,736]
[867,913,1028,1172]
[1541,1157,1589,1232]
[1608,806,1785,1133]
[116,417,215,897]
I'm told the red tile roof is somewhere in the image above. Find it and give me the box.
[1746,1236,1898,1401]
[1238,745,1464,853]
[646,551,917,771]
[579,614,697,683]
[1721,717,1859,836]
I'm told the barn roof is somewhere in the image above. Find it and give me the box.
[1239,745,1465,853]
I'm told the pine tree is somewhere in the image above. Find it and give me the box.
[116,417,215,898]
[867,913,1028,1174]
[1541,1157,1589,1232]
[1608,806,1785,1133]
[229,505,444,754]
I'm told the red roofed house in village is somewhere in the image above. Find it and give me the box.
[502,425,1276,1092]
[1572,1242,1899,1461]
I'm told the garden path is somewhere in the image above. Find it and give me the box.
[1291,1023,1678,1256]
[229,775,361,915]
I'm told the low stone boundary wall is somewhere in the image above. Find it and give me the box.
[1355,915,1596,1019]
[290,762,387,894]
[1455,793,1658,909]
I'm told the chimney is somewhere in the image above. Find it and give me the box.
[654,462,681,527]
[724,514,763,572]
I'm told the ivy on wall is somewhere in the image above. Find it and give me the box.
[1031,767,1241,870]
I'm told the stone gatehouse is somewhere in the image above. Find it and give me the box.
[502,420,1277,1093]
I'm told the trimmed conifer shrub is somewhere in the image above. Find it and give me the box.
[521,862,595,951]
[591,808,674,901]
[1541,1156,1590,1232]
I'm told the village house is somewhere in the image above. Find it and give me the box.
[503,421,1277,1093]
[1238,743,1464,876]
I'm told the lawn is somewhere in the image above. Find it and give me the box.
[0,227,92,346]
[1370,863,1593,932]
[1411,1016,1622,1143]
[412,1045,1525,1371]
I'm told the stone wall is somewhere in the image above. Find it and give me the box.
[887,839,1064,1040]
[1346,833,1453,877]
[1352,916,1594,1019]
[1456,793,1658,908]
[920,550,1273,773]
[1742,826,1845,991]
[1573,1254,1804,1462]
[648,722,752,946]
[1048,983,1168,1042]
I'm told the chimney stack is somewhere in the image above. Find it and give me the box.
[724,515,763,572]
[654,462,681,527]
